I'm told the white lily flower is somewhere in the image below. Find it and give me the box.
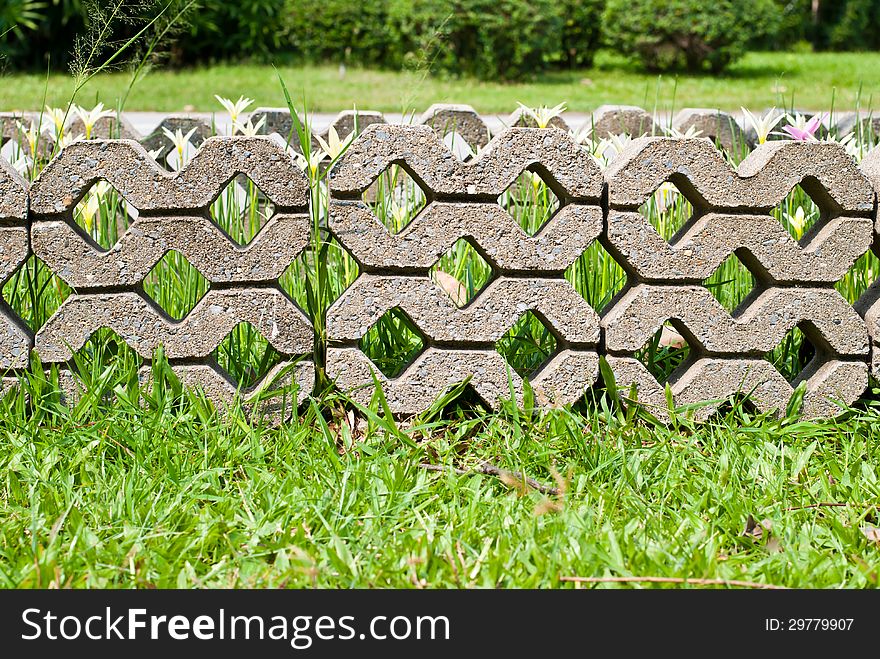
[314,125,353,161]
[73,102,116,139]
[215,95,254,126]
[58,131,84,149]
[654,181,682,215]
[662,124,703,139]
[15,120,39,155]
[232,115,267,138]
[784,206,808,239]
[77,180,112,232]
[10,155,31,177]
[161,126,199,170]
[44,105,70,140]
[295,151,327,178]
[741,107,783,145]
[517,101,567,129]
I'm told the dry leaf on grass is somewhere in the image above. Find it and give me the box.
[432,270,467,306]
[861,526,880,543]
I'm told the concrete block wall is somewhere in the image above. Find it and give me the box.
[2,104,880,421]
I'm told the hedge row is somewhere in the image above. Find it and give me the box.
[2,0,880,80]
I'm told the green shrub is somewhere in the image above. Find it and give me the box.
[827,0,880,51]
[602,0,781,73]
[176,0,291,64]
[286,0,570,81]
[556,0,605,68]
[285,0,392,66]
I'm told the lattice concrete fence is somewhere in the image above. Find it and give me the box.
[1,103,880,422]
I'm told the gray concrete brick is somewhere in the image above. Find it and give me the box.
[328,200,601,273]
[607,137,874,213]
[329,124,603,201]
[672,108,749,151]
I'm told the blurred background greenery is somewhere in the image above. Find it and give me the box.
[1,0,879,82]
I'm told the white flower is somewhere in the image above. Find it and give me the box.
[44,105,70,140]
[215,95,254,126]
[295,151,327,178]
[232,115,267,137]
[784,206,808,239]
[15,120,39,155]
[73,102,116,139]
[741,107,783,145]
[662,124,703,139]
[314,125,353,161]
[10,155,31,177]
[58,131,84,149]
[76,180,112,232]
[654,182,682,215]
[161,126,199,170]
[516,101,567,129]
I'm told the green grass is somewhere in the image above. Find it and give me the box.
[3,379,880,588]
[2,97,880,589]
[3,51,880,113]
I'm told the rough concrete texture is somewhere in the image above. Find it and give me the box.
[329,124,603,201]
[329,200,601,273]
[251,107,387,153]
[0,112,56,158]
[30,137,309,214]
[507,106,570,132]
[67,113,140,141]
[35,288,312,362]
[0,127,876,420]
[140,114,212,160]
[587,105,658,139]
[856,280,880,379]
[419,104,491,150]
[0,158,32,369]
[139,360,314,424]
[606,210,872,283]
[326,346,598,413]
[327,275,600,345]
[607,137,875,213]
[603,284,868,356]
[32,212,310,287]
[671,108,749,151]
[606,355,867,421]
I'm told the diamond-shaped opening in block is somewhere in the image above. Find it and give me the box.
[162,136,200,173]
[210,176,276,246]
[73,179,137,250]
[564,241,628,313]
[495,311,559,379]
[212,321,286,390]
[71,327,143,377]
[638,179,696,242]
[764,324,817,384]
[498,167,561,236]
[363,164,428,235]
[141,250,210,320]
[2,255,72,331]
[358,306,426,378]
[279,235,360,319]
[837,249,880,305]
[634,321,695,383]
[702,251,759,314]
[772,182,824,243]
[429,238,494,308]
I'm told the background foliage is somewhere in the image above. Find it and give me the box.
[1,0,879,82]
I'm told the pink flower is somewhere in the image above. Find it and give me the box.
[780,113,825,141]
